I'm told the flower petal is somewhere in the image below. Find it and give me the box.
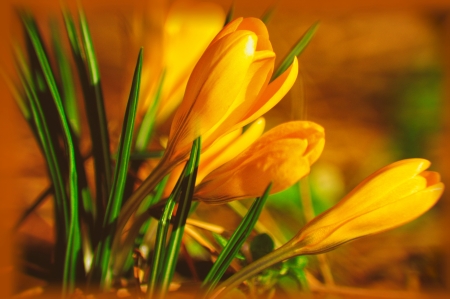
[211,17,243,44]
[334,159,431,216]
[167,31,257,159]
[196,139,309,203]
[196,121,324,203]
[202,50,275,143]
[230,57,299,132]
[295,182,444,255]
[198,117,266,182]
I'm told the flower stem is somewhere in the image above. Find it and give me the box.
[208,243,296,299]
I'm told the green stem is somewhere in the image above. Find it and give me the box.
[208,243,296,299]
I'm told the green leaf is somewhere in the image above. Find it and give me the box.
[224,4,234,26]
[21,75,68,232]
[147,164,190,297]
[202,183,273,296]
[14,185,52,230]
[51,20,80,136]
[135,70,165,152]
[158,137,201,298]
[212,233,245,261]
[250,233,274,261]
[20,11,83,294]
[63,9,111,213]
[272,22,318,80]
[91,48,143,288]
[261,6,276,24]
[78,9,112,205]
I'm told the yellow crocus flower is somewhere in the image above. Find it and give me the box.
[210,159,444,298]
[288,158,444,254]
[165,17,298,164]
[117,17,298,232]
[195,121,325,203]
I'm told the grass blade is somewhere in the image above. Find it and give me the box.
[79,9,112,201]
[147,185,179,297]
[224,3,234,26]
[147,165,189,297]
[135,70,165,152]
[14,185,52,230]
[202,183,273,296]
[51,20,80,136]
[20,11,84,294]
[158,137,201,298]
[63,10,111,215]
[91,49,143,288]
[261,6,276,24]
[20,69,68,238]
[272,22,318,80]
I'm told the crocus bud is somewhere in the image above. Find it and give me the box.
[288,158,444,254]
[195,121,325,203]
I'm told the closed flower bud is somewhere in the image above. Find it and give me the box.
[166,17,298,163]
[288,158,444,254]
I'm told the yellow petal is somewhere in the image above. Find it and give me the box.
[196,139,309,203]
[229,57,299,133]
[287,159,444,255]
[236,18,270,39]
[196,121,324,203]
[167,31,257,160]
[334,159,430,216]
[295,183,444,255]
[198,118,266,182]
[202,51,275,143]
[421,171,441,185]
[211,17,243,44]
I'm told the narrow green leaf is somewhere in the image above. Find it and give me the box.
[108,174,169,280]
[79,8,112,204]
[135,70,165,152]
[17,38,69,237]
[212,233,245,260]
[272,22,318,80]
[147,166,189,297]
[91,49,143,288]
[51,20,80,136]
[14,185,52,230]
[63,9,111,214]
[20,11,83,294]
[158,138,201,298]
[21,12,68,175]
[261,6,276,25]
[51,20,94,246]
[202,183,273,296]
[224,4,234,26]
[147,191,177,297]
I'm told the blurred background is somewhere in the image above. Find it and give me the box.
[0,0,449,297]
